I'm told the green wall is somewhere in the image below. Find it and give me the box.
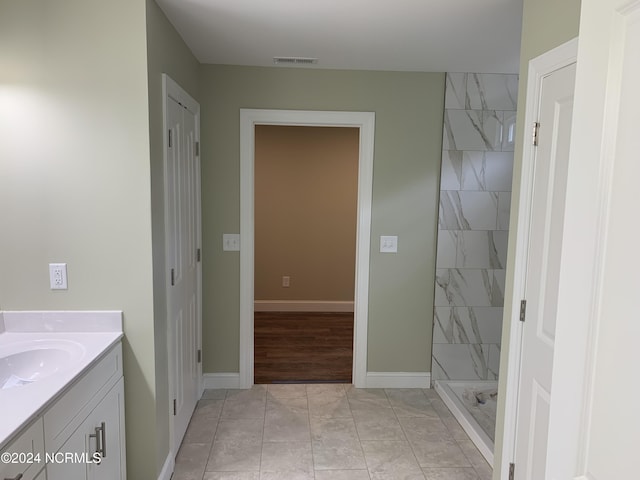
[199,66,445,374]
[0,1,158,479]
[145,0,200,472]
[492,0,582,476]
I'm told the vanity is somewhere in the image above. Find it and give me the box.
[0,311,125,480]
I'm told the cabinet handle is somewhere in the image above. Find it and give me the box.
[99,421,107,459]
[89,421,107,460]
[4,474,23,480]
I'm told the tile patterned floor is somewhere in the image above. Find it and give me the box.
[173,384,493,480]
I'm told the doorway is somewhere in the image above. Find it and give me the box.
[253,125,359,383]
[239,109,375,388]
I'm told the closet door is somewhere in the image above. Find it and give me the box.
[164,75,201,454]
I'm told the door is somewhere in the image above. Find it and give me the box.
[545,0,640,477]
[513,63,576,479]
[164,75,201,452]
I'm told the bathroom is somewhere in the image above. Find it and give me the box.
[1,1,591,479]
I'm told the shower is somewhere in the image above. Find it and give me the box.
[431,72,518,465]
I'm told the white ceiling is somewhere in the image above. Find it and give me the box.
[155,0,523,74]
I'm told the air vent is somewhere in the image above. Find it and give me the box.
[273,57,318,65]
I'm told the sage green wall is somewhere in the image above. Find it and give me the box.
[145,0,200,473]
[0,1,158,479]
[199,65,445,373]
[492,0,581,476]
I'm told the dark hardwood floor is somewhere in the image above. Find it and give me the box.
[254,311,354,384]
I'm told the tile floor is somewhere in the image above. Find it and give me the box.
[173,384,493,480]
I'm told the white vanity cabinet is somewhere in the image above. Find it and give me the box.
[1,341,125,480]
[45,343,125,480]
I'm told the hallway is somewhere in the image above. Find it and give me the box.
[172,384,492,479]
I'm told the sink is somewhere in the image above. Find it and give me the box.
[0,339,85,390]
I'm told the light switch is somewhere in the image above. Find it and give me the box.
[380,235,398,253]
[223,234,240,251]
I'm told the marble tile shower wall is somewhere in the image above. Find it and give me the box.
[432,73,518,382]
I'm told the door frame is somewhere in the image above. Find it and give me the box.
[162,74,203,458]
[239,109,375,388]
[499,38,578,480]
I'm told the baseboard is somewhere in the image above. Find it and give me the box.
[254,300,354,312]
[157,452,174,480]
[203,372,241,389]
[365,372,431,388]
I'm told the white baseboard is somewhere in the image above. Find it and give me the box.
[254,300,354,312]
[157,452,174,480]
[365,372,431,388]
[203,372,241,389]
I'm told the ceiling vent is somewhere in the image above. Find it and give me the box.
[273,57,318,65]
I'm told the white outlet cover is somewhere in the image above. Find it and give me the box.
[49,263,68,289]
[380,235,398,253]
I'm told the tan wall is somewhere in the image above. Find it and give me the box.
[145,0,200,472]
[255,125,358,302]
[492,0,582,476]
[0,1,157,479]
[199,66,445,373]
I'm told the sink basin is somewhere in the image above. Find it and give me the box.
[0,339,85,390]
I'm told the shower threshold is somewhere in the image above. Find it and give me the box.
[434,379,497,466]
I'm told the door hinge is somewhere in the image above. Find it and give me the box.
[532,121,540,146]
[168,129,172,148]
[196,248,201,262]
[509,462,515,480]
[520,300,527,322]
[195,141,200,156]
[173,398,177,416]
[197,349,202,363]
[170,268,175,286]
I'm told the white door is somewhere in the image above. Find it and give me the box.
[545,0,640,477]
[513,63,576,479]
[165,77,201,452]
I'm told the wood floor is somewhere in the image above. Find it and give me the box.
[254,311,353,384]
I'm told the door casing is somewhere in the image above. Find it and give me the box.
[239,109,375,388]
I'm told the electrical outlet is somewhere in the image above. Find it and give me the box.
[282,275,290,288]
[49,263,68,290]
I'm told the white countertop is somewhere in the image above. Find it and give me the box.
[0,311,123,449]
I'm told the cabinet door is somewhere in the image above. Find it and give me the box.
[0,418,45,480]
[47,378,125,480]
[45,420,87,480]
[86,378,126,480]
[33,466,47,480]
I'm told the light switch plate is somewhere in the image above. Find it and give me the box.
[380,235,398,253]
[223,234,240,251]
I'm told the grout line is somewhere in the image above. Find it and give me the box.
[259,385,267,476]
[347,386,373,480]
[202,389,227,479]
[387,388,425,478]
